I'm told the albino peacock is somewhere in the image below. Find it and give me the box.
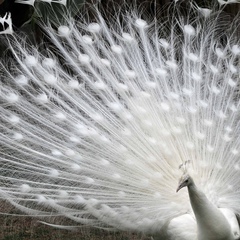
[0,0,240,239]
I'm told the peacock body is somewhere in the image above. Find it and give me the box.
[0,0,240,239]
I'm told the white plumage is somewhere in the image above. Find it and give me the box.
[0,0,240,239]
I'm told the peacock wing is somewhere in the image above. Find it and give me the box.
[219,208,240,239]
[153,214,197,240]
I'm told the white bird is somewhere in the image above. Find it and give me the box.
[0,0,240,239]
[156,171,240,239]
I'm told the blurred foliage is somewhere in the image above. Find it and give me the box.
[0,0,239,65]
[35,0,85,26]
[0,0,85,56]
[0,0,33,28]
[0,0,239,33]
[0,0,85,28]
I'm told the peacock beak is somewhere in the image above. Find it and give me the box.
[176,183,184,192]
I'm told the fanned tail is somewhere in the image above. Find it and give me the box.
[0,0,240,233]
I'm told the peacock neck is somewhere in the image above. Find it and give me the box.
[187,182,213,223]
[187,181,234,240]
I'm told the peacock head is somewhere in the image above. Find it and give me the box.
[176,174,193,192]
